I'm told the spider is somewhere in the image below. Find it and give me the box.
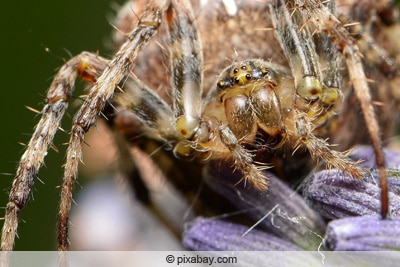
[1,0,399,251]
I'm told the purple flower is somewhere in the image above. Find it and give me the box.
[185,146,400,252]
[349,145,400,170]
[325,216,400,250]
[203,161,326,250]
[303,147,400,219]
[303,169,400,218]
[183,217,301,251]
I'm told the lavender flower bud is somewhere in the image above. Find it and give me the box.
[349,145,400,169]
[204,161,326,250]
[183,217,301,251]
[303,167,400,219]
[349,145,400,195]
[325,216,400,250]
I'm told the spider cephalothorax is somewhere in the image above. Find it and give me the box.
[2,0,400,252]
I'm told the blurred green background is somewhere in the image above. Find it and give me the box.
[0,0,125,250]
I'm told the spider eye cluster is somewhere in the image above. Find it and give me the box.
[231,65,253,85]
[217,60,276,90]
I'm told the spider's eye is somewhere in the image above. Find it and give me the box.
[230,63,253,85]
[217,78,235,89]
[261,68,270,76]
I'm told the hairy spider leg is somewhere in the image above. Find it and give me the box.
[269,0,364,179]
[1,53,108,251]
[58,1,170,251]
[305,0,389,218]
[273,0,389,218]
[168,0,203,138]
